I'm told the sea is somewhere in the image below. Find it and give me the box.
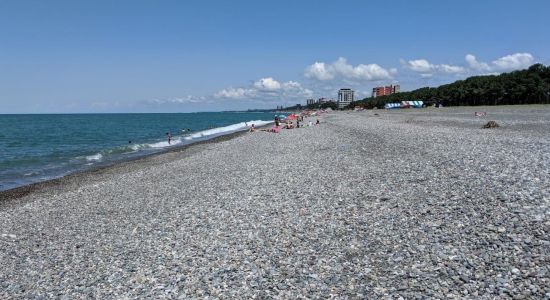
[0,112,274,191]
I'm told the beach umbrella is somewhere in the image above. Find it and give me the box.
[287,114,297,120]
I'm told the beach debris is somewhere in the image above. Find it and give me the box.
[482,121,500,128]
[1,233,17,240]
[374,113,380,116]
[474,112,487,117]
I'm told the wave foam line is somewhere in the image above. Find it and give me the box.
[184,120,272,140]
[82,119,272,162]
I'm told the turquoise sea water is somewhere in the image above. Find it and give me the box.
[0,112,274,191]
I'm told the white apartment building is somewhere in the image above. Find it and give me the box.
[337,88,354,109]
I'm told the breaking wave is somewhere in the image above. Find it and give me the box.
[81,119,272,163]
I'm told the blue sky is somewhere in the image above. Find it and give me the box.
[1,0,548,113]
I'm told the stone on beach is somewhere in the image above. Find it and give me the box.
[482,120,500,128]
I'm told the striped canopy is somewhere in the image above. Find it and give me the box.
[384,103,401,109]
[384,101,424,109]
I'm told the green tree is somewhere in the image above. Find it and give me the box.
[320,102,338,110]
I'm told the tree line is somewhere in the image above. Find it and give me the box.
[354,64,550,108]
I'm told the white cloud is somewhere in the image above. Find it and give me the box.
[438,64,465,73]
[401,59,433,73]
[146,95,206,105]
[401,58,465,74]
[465,54,491,71]
[253,77,281,91]
[281,81,313,97]
[403,53,534,79]
[304,62,334,81]
[465,53,534,72]
[304,57,394,81]
[215,77,312,101]
[282,80,301,90]
[492,53,534,70]
[214,87,256,99]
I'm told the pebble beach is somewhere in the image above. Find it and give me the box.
[1,105,549,299]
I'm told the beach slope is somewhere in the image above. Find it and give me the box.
[1,106,549,298]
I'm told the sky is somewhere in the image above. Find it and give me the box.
[0,0,549,113]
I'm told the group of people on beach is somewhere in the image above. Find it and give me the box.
[249,114,320,133]
[163,113,321,143]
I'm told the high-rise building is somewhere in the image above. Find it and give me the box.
[392,84,400,93]
[337,89,354,109]
[306,99,315,105]
[372,84,400,97]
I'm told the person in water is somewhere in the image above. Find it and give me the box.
[166,132,172,144]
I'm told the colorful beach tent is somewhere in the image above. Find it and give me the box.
[401,100,424,108]
[384,103,401,109]
[385,101,423,109]
[408,100,423,108]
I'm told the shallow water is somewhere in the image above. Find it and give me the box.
[0,112,274,191]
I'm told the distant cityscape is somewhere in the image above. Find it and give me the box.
[303,85,401,109]
[248,84,403,112]
[372,84,400,97]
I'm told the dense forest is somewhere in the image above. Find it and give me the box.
[354,64,550,108]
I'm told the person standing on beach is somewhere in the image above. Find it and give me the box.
[166,132,172,144]
[274,115,280,127]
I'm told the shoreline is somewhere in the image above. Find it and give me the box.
[0,125,267,203]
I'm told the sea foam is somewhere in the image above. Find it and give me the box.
[184,120,272,140]
[85,153,103,161]
[83,119,271,162]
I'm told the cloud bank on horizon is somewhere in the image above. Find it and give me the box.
[465,53,534,73]
[213,78,313,102]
